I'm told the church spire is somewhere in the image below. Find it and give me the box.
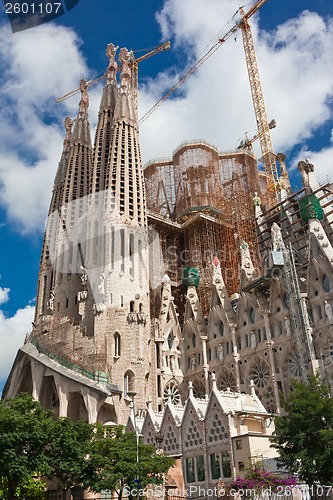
[71,78,91,148]
[91,43,119,194]
[61,78,92,208]
[35,82,92,320]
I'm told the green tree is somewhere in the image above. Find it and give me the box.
[0,393,54,499]
[86,424,175,499]
[47,417,95,491]
[270,375,333,485]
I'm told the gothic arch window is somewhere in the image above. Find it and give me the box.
[323,274,331,293]
[120,229,125,273]
[167,334,173,350]
[129,233,135,277]
[192,333,196,348]
[249,307,256,324]
[130,301,135,313]
[217,371,237,392]
[192,379,206,399]
[163,380,180,406]
[93,221,98,264]
[114,332,121,357]
[250,359,270,388]
[124,370,135,397]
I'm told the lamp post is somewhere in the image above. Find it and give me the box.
[127,391,140,498]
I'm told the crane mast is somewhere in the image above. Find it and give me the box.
[240,3,279,203]
[130,41,170,122]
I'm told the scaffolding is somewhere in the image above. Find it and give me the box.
[144,141,263,316]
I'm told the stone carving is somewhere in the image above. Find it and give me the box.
[240,239,254,279]
[298,159,314,189]
[250,331,257,349]
[106,43,118,82]
[63,116,72,150]
[80,265,88,286]
[253,192,261,207]
[324,300,333,323]
[79,78,89,114]
[218,343,224,361]
[78,290,88,302]
[47,290,55,311]
[98,274,106,302]
[119,47,131,88]
[285,316,291,336]
[271,222,284,251]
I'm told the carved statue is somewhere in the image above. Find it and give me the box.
[298,159,314,189]
[253,192,261,207]
[271,222,284,251]
[47,290,55,311]
[324,300,333,323]
[119,47,131,88]
[250,331,257,349]
[80,265,88,286]
[63,116,72,150]
[98,274,106,300]
[170,354,175,372]
[218,343,224,361]
[285,316,291,336]
[191,354,196,370]
[79,78,89,114]
[240,239,254,279]
[106,43,118,82]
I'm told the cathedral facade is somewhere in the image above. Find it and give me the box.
[3,43,333,435]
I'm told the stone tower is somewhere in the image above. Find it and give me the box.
[4,44,156,423]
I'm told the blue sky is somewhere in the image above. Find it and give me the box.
[0,0,333,391]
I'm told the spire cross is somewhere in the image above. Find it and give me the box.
[106,43,118,83]
[78,78,89,115]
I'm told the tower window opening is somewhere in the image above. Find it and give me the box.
[129,233,134,278]
[123,370,135,397]
[114,332,121,357]
[120,229,125,273]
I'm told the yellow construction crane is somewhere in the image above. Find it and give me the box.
[55,41,170,105]
[139,0,279,203]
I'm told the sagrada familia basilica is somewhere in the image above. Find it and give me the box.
[3,42,333,488]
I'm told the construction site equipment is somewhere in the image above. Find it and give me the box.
[55,41,170,104]
[145,143,262,315]
[139,0,279,204]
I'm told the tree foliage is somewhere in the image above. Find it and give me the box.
[0,393,54,499]
[270,375,333,485]
[0,395,175,499]
[46,417,95,490]
[86,424,175,499]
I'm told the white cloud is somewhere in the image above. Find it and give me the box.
[139,1,333,177]
[0,302,35,381]
[0,287,10,305]
[292,143,333,184]
[0,23,94,233]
